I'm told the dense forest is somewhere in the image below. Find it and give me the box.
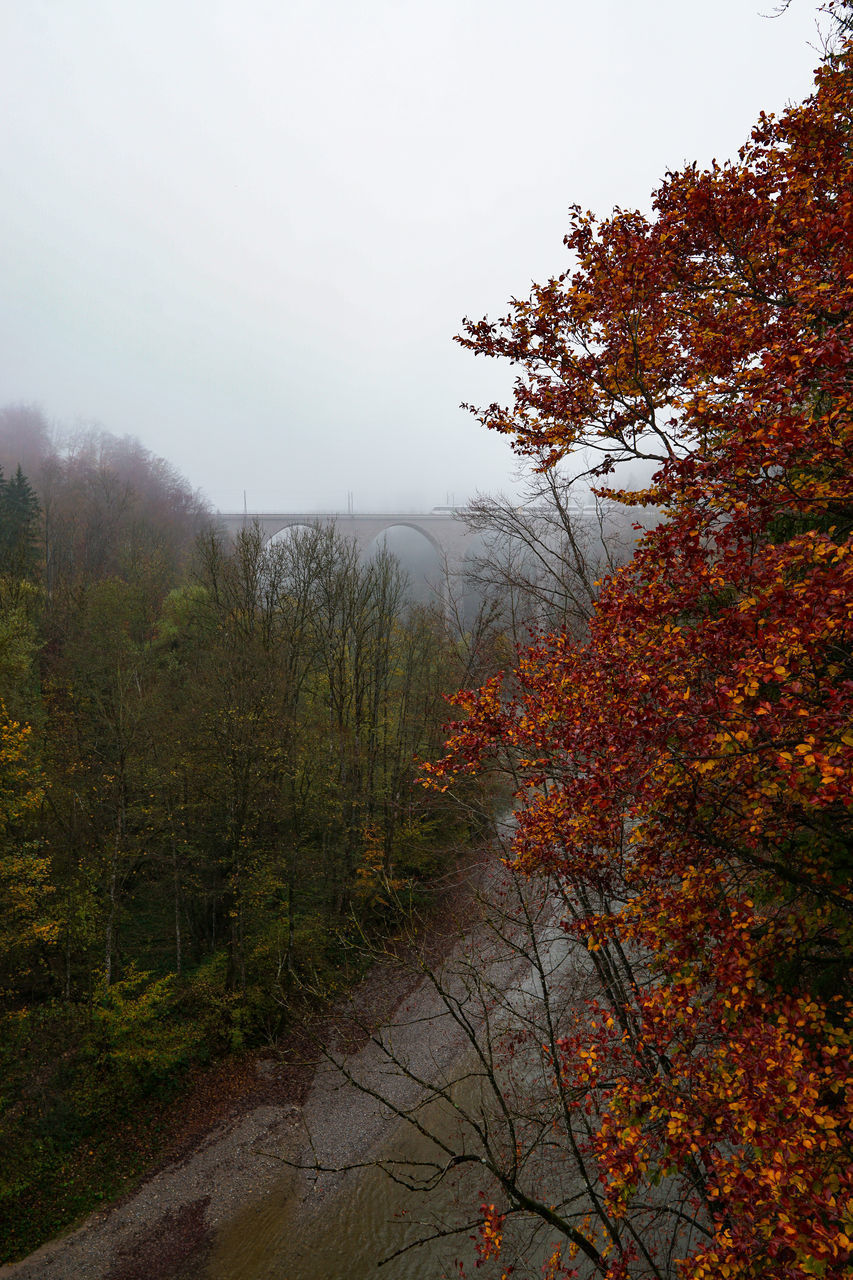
[0,405,504,1259]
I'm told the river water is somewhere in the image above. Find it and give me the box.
[202,1091,480,1280]
[201,1065,566,1280]
[201,858,580,1280]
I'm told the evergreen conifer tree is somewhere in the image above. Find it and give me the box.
[0,467,40,581]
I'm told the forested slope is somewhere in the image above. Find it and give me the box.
[0,408,495,1260]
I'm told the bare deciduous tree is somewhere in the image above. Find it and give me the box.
[460,464,659,644]
[295,841,709,1279]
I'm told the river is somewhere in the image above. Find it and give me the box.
[201,855,580,1280]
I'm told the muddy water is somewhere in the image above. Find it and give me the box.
[203,838,575,1280]
[202,1098,477,1280]
[204,993,570,1278]
[202,1037,568,1280]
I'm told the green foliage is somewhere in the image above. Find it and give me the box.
[90,968,207,1082]
[0,466,40,582]
[0,1001,172,1261]
[0,960,245,1261]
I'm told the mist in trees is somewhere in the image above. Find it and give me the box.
[458,466,659,644]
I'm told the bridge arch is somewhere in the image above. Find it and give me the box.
[364,518,444,560]
[264,521,316,548]
[365,523,444,605]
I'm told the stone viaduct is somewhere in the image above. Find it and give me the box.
[215,510,474,602]
[217,510,469,559]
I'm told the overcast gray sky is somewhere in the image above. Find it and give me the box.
[0,0,828,513]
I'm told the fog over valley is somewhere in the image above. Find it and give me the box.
[0,0,827,513]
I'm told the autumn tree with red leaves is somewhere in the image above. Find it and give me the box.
[423,22,853,1280]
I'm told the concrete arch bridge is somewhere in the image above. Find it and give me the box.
[216,511,471,605]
